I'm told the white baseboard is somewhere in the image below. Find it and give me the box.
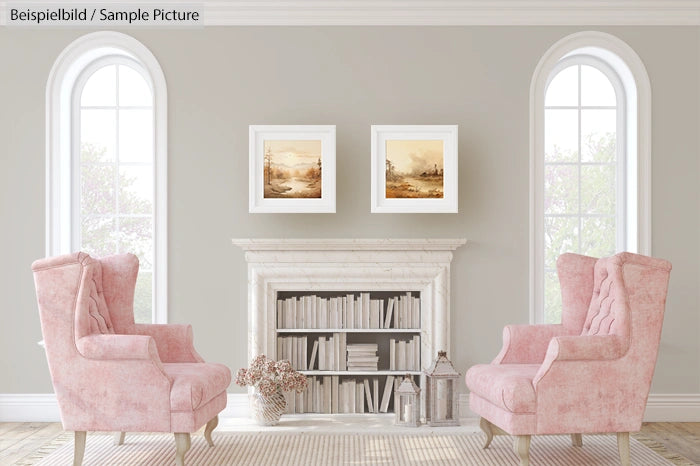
[0,394,62,422]
[221,393,250,418]
[643,394,700,422]
[2,392,700,423]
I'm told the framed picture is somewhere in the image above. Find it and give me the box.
[249,125,336,213]
[371,125,458,213]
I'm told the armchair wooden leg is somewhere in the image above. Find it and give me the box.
[174,432,191,466]
[114,432,126,446]
[73,431,86,466]
[571,433,583,447]
[479,417,495,449]
[617,432,630,466]
[513,435,531,466]
[204,415,219,447]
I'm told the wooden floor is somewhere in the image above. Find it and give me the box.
[0,422,698,465]
[636,422,700,464]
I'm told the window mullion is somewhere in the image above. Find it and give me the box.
[114,65,121,254]
[577,64,582,255]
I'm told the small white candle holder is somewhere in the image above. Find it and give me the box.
[394,374,420,427]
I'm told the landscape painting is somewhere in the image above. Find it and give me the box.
[370,125,457,213]
[385,139,444,199]
[263,140,322,199]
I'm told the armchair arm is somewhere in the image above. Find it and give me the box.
[546,334,627,362]
[493,324,571,364]
[533,334,627,386]
[76,334,161,361]
[134,323,204,363]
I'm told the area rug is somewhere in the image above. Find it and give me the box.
[31,431,678,466]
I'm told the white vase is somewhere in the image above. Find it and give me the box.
[251,389,287,426]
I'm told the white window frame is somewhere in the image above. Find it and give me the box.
[46,31,168,324]
[530,31,652,324]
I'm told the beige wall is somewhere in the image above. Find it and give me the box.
[1,26,697,395]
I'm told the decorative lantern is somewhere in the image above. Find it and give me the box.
[394,374,421,427]
[424,350,460,426]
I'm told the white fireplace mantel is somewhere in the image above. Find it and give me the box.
[232,238,467,369]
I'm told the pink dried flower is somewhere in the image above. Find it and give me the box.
[236,354,307,395]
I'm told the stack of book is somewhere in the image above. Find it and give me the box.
[285,375,398,414]
[389,335,421,371]
[306,333,347,371]
[276,292,420,330]
[346,343,379,371]
[276,335,308,370]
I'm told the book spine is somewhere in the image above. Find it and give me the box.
[373,378,379,414]
[331,375,339,414]
[413,335,420,371]
[364,379,373,413]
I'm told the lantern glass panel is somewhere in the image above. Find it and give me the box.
[436,379,454,420]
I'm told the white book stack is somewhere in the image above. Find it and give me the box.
[292,376,396,414]
[346,343,379,371]
[276,335,308,370]
[277,293,416,330]
[388,335,421,371]
[308,333,347,371]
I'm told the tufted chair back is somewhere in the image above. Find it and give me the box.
[581,254,631,339]
[74,254,115,339]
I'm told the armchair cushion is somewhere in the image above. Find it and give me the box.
[164,362,232,412]
[465,364,539,414]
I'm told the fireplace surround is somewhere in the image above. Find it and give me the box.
[233,239,466,375]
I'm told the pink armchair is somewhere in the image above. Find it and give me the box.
[465,252,671,466]
[32,252,231,466]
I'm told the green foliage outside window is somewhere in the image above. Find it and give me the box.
[80,143,153,323]
[544,132,617,323]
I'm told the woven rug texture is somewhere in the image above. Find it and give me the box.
[31,431,676,465]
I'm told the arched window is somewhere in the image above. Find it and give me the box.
[46,32,167,323]
[531,32,651,323]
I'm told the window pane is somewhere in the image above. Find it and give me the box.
[81,109,116,161]
[81,216,117,257]
[119,217,153,269]
[544,271,562,324]
[133,271,152,324]
[119,165,153,215]
[581,65,616,107]
[119,109,153,163]
[80,155,116,216]
[81,65,116,107]
[545,65,578,107]
[545,165,579,214]
[118,65,152,107]
[545,109,578,162]
[581,109,616,162]
[581,165,616,215]
[581,216,616,258]
[544,216,579,269]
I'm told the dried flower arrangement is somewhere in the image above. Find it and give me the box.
[235,354,308,397]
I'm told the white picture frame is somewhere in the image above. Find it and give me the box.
[371,125,458,213]
[249,125,336,213]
